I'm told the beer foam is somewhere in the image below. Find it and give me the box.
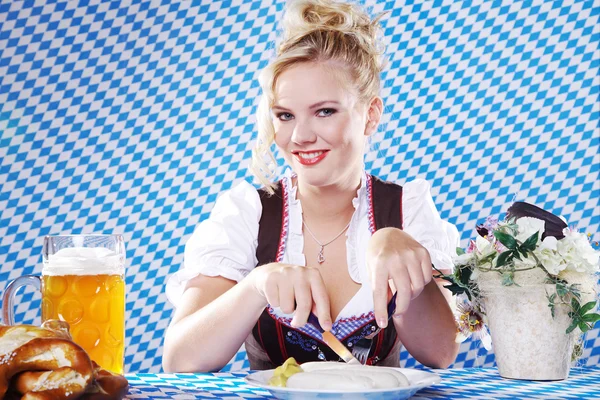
[43,247,124,276]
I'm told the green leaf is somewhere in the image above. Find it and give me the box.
[566,321,579,334]
[457,266,473,286]
[456,247,466,256]
[579,322,590,332]
[520,231,539,252]
[513,250,522,261]
[501,271,515,286]
[582,313,600,323]
[579,301,597,315]
[435,267,472,300]
[556,283,568,297]
[571,297,581,311]
[494,231,518,250]
[442,283,472,301]
[570,286,582,301]
[495,251,514,268]
[547,293,557,319]
[518,247,528,259]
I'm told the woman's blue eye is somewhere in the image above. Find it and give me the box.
[277,112,293,121]
[317,108,335,117]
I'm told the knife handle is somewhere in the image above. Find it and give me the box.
[308,292,398,332]
[387,292,398,318]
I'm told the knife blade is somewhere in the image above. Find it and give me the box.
[307,312,361,364]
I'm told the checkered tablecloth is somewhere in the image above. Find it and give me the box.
[125,367,600,399]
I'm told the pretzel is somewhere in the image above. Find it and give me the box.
[0,321,128,399]
[79,361,129,400]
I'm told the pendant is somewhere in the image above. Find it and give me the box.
[317,347,326,360]
[317,246,325,264]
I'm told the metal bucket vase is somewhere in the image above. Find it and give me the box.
[478,271,574,381]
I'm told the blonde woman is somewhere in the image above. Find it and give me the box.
[163,0,460,372]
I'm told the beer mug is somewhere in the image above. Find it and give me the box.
[2,234,126,374]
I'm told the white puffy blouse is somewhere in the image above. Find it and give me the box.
[166,170,460,334]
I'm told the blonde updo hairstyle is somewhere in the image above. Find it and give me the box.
[250,0,386,194]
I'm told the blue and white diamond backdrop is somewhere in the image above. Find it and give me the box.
[0,0,598,373]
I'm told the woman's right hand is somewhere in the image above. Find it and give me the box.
[248,263,333,331]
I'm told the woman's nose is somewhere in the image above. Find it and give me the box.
[291,120,317,144]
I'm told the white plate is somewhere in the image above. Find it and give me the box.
[244,368,440,400]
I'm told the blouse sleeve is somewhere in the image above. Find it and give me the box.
[402,179,460,273]
[165,180,262,308]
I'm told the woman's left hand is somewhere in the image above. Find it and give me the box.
[366,227,433,328]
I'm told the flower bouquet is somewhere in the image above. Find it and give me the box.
[436,202,600,380]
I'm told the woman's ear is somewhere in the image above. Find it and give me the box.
[364,96,383,137]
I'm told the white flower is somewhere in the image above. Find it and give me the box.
[453,252,475,266]
[540,236,558,251]
[475,235,496,260]
[533,236,565,275]
[454,301,492,351]
[515,217,545,243]
[557,229,600,274]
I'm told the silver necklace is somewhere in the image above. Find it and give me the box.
[302,218,351,264]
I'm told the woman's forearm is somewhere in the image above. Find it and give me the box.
[393,279,459,368]
[163,274,267,372]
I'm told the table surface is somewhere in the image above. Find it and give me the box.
[124,366,600,399]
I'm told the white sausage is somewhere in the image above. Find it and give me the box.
[285,362,410,389]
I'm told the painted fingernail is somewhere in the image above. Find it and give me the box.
[378,317,388,328]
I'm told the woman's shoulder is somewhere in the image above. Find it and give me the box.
[402,178,432,199]
[228,179,261,198]
[212,180,262,213]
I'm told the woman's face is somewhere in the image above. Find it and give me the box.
[272,62,374,189]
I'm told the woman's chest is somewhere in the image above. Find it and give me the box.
[303,239,362,321]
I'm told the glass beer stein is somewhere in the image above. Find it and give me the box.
[2,234,126,374]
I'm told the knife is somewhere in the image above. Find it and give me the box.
[307,312,361,364]
[307,292,398,364]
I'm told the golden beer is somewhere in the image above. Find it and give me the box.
[41,274,125,374]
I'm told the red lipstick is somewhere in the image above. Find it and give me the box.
[293,150,329,166]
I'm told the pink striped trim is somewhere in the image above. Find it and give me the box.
[366,174,376,234]
[276,177,289,262]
